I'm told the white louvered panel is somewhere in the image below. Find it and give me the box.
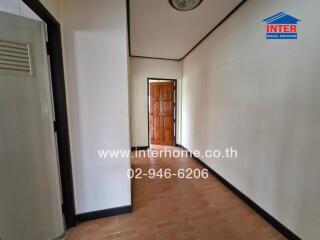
[0,45,28,54]
[0,40,32,75]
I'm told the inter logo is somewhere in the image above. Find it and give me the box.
[263,12,300,40]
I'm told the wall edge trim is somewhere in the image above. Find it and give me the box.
[131,146,149,151]
[180,0,247,60]
[126,0,248,61]
[76,205,132,222]
[176,144,302,240]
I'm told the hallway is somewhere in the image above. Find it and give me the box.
[0,1,318,239]
[66,146,285,240]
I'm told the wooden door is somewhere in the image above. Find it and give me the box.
[149,82,175,146]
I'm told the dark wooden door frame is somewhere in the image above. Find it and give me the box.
[21,0,76,229]
[147,78,177,146]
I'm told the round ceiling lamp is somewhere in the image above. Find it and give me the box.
[169,0,203,11]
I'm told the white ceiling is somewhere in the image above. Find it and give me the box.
[129,0,242,60]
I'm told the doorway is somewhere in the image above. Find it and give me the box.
[148,78,177,146]
[15,0,75,229]
[0,10,67,239]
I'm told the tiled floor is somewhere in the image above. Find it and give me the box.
[66,146,286,240]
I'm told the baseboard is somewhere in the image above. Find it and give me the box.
[131,146,149,151]
[76,205,132,222]
[178,144,301,240]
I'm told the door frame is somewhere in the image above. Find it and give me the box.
[22,0,76,228]
[147,78,177,146]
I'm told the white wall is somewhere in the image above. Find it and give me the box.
[0,0,59,21]
[0,0,47,21]
[39,0,60,21]
[129,57,182,147]
[181,0,320,239]
[60,0,131,214]
[0,0,131,216]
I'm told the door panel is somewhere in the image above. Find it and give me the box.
[163,100,172,114]
[163,129,172,144]
[149,81,175,146]
[154,115,160,127]
[0,11,64,240]
[163,116,171,128]
[153,101,160,114]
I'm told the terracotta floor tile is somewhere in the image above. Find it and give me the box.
[66,146,286,240]
[112,225,157,240]
[271,235,288,240]
[156,219,199,240]
[66,217,117,240]
[94,234,114,240]
[116,203,154,231]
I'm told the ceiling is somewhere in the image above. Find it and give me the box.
[129,0,243,60]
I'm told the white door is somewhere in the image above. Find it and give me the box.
[0,11,65,240]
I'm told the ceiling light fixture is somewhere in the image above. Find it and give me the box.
[169,0,203,11]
